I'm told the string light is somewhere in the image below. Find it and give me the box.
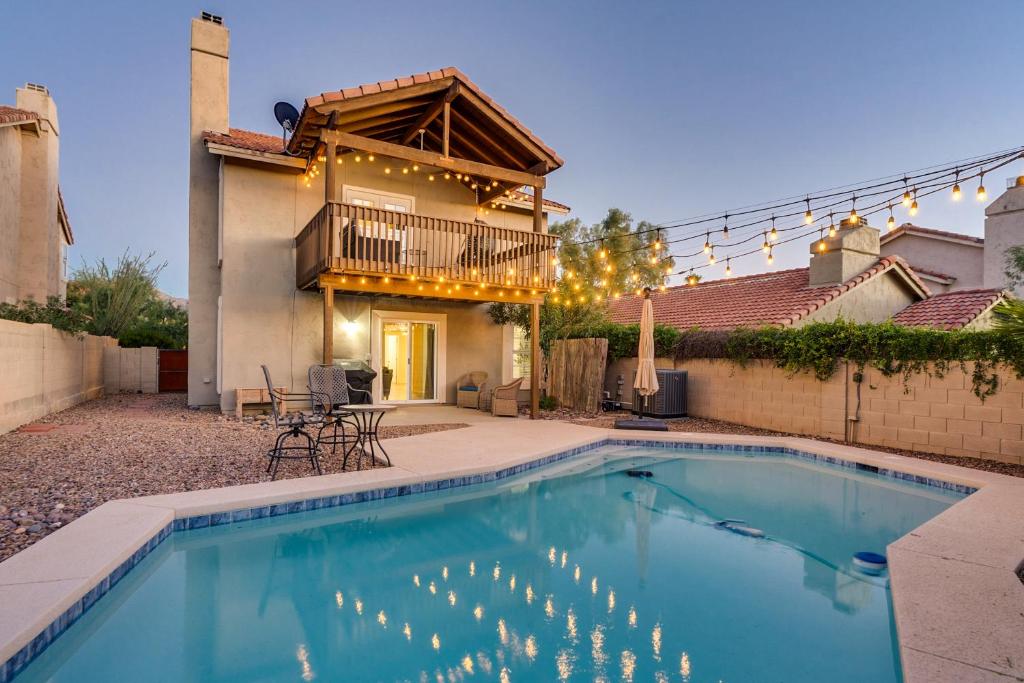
[951,170,961,201]
[703,232,711,254]
[887,204,896,231]
[816,229,827,253]
[708,248,716,266]
[384,167,391,175]
[368,154,375,162]
[762,232,771,253]
[909,189,919,216]
[848,195,858,225]
[725,257,732,277]
[769,216,778,241]
[828,212,837,237]
[354,154,362,162]
[722,214,730,240]
[767,245,774,265]
[977,171,987,201]
[804,197,813,224]
[686,270,698,286]
[901,178,912,207]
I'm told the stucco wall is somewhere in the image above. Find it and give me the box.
[799,270,922,326]
[608,357,1024,465]
[984,184,1024,297]
[0,319,117,434]
[103,347,159,394]
[879,233,984,291]
[0,127,21,303]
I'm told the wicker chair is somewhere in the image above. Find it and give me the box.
[490,377,523,417]
[456,371,488,409]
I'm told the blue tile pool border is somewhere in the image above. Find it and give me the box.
[0,436,977,682]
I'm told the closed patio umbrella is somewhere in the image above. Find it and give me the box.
[615,288,667,430]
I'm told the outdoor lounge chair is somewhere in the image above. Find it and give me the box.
[491,377,523,417]
[456,371,488,409]
[307,364,368,460]
[261,365,327,480]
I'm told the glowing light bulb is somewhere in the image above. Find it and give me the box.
[384,167,391,175]
[367,154,375,162]
[977,179,987,201]
[909,199,918,216]
[664,266,672,276]
[817,239,827,253]
[767,250,774,265]
[412,164,419,172]
[354,155,361,162]
[769,226,778,241]
[725,259,732,277]
[444,172,451,180]
[804,198,813,224]
[902,189,911,207]
[708,253,716,266]
[703,233,711,253]
[951,183,961,201]
[887,214,895,231]
[762,234,770,253]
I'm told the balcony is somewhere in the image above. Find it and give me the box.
[295,201,559,302]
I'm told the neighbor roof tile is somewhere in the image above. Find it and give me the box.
[891,288,1006,330]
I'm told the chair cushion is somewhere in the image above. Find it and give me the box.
[458,386,479,392]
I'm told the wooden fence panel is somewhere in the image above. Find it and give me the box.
[547,338,608,413]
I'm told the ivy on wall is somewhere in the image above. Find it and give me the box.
[672,321,1024,399]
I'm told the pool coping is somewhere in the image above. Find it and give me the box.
[1,423,1022,682]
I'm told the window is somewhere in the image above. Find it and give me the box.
[512,326,531,383]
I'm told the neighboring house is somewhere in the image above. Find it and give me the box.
[891,288,1009,331]
[187,13,567,414]
[878,177,1024,297]
[0,84,74,304]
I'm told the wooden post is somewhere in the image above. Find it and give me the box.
[530,302,540,419]
[530,185,544,419]
[323,285,334,365]
[442,101,451,158]
[324,142,337,202]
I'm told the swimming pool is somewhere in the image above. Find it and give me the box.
[12,444,963,682]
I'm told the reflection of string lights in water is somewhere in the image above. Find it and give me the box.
[473,604,484,621]
[296,644,314,681]
[376,610,387,628]
[448,590,457,607]
[461,655,474,674]
[573,565,581,584]
[334,591,343,609]
[655,673,669,683]
[497,618,510,646]
[548,546,556,565]
[431,633,441,651]
[509,574,516,593]
[413,574,420,587]
[442,566,449,582]
[607,589,616,613]
[525,584,535,605]
[652,623,662,661]
[493,563,501,581]
[561,551,568,569]
[429,581,437,595]
[591,577,598,595]
[591,625,607,669]
[469,561,475,577]
[355,599,363,615]
[525,634,538,662]
[566,608,578,643]
[544,596,555,619]
[402,623,411,641]
[477,652,493,675]
[556,649,574,682]
[621,649,637,683]
[627,606,637,628]
[680,652,692,680]
[499,667,511,683]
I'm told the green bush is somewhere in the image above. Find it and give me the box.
[547,321,681,360]
[539,394,559,411]
[0,297,88,335]
[673,320,1024,399]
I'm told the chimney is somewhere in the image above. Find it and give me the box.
[187,12,229,407]
[807,220,881,286]
[983,175,1024,296]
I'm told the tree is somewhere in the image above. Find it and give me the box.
[489,208,674,340]
[67,252,164,339]
[1004,245,1024,291]
[118,297,188,349]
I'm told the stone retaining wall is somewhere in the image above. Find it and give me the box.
[605,356,1024,465]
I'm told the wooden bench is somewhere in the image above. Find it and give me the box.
[235,387,286,419]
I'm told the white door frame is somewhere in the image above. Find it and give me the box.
[370,310,447,403]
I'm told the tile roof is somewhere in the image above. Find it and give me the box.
[891,288,1007,330]
[203,128,286,153]
[607,256,928,330]
[304,67,563,168]
[880,223,984,246]
[203,128,571,212]
[0,105,37,125]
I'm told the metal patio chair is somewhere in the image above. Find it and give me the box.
[261,365,327,480]
[307,364,369,461]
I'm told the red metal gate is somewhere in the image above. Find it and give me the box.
[158,350,188,392]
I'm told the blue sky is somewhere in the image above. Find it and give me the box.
[3,0,1023,297]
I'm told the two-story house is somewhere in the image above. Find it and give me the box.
[0,84,74,304]
[187,13,566,416]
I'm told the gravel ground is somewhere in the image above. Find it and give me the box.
[0,394,466,562]
[568,412,1024,479]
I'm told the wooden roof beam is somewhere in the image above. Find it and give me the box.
[399,82,459,145]
[321,129,546,189]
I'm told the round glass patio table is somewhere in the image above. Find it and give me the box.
[338,404,396,470]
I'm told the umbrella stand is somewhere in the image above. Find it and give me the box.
[615,288,668,431]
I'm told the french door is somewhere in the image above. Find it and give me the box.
[371,312,447,403]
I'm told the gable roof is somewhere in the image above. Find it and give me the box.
[289,67,562,173]
[880,223,984,247]
[607,256,929,330]
[891,288,1008,330]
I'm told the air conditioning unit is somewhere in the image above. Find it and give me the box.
[632,370,687,418]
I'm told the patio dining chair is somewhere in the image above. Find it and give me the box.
[307,364,369,458]
[491,377,523,417]
[261,365,327,480]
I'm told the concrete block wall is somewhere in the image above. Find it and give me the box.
[103,347,159,394]
[608,356,1024,465]
[0,319,117,434]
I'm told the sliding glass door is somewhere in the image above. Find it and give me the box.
[378,318,440,402]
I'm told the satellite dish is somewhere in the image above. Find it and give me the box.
[274,101,300,135]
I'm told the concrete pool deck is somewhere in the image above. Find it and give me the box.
[1,421,1022,682]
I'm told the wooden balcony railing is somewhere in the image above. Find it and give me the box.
[296,201,559,293]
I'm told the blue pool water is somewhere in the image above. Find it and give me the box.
[15,446,962,682]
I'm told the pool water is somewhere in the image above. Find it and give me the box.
[16,446,962,682]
